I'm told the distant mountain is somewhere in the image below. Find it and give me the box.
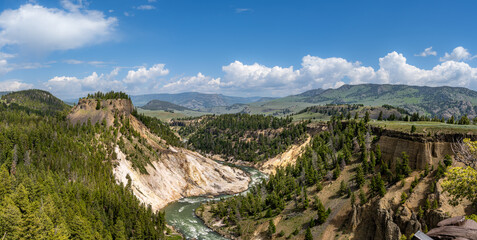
[131,92,261,110]
[1,89,70,114]
[141,100,192,111]
[254,97,278,103]
[284,84,477,118]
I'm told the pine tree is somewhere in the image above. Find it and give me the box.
[0,197,23,240]
[355,165,365,187]
[359,189,367,205]
[364,111,370,123]
[305,227,313,240]
[378,111,383,121]
[316,198,328,224]
[0,164,12,197]
[375,144,382,163]
[350,191,356,206]
[268,219,276,237]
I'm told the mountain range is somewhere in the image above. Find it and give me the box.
[130,92,261,110]
[63,84,477,118]
[141,99,192,111]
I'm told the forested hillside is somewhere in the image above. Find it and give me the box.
[0,91,166,239]
[198,116,368,238]
[292,84,477,118]
[197,113,477,239]
[182,114,309,162]
[1,89,70,115]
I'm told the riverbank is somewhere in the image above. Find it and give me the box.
[163,165,267,239]
[196,204,237,239]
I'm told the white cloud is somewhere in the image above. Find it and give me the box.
[124,64,169,83]
[222,61,299,88]
[0,59,12,74]
[214,51,477,96]
[38,49,477,98]
[64,59,84,64]
[0,3,117,52]
[415,47,437,57]
[236,8,252,13]
[45,69,123,98]
[440,46,474,62]
[137,5,156,10]
[0,80,33,91]
[160,73,221,93]
[60,0,85,12]
[64,59,108,66]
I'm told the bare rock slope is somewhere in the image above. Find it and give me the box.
[69,98,250,211]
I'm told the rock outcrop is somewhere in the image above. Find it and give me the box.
[373,127,477,170]
[67,98,134,127]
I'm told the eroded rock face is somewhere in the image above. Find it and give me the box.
[377,135,454,170]
[113,146,250,211]
[373,203,402,240]
[67,98,134,127]
[373,128,477,171]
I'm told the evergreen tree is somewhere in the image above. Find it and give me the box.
[96,100,101,110]
[316,198,329,224]
[355,165,365,187]
[268,219,276,237]
[447,115,455,124]
[305,227,313,240]
[364,111,370,123]
[378,111,383,121]
[359,189,367,205]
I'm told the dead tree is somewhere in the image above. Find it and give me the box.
[451,138,477,170]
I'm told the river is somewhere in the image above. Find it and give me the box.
[163,165,267,240]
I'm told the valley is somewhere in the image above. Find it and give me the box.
[3,1,477,239]
[1,87,477,240]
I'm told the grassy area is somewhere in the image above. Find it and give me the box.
[369,121,477,134]
[137,108,205,121]
[291,111,331,122]
[165,234,183,240]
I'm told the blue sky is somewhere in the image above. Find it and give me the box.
[0,0,477,98]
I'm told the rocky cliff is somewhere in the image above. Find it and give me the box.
[374,127,477,170]
[68,98,250,211]
[67,98,134,126]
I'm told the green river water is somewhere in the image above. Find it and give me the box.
[163,165,267,240]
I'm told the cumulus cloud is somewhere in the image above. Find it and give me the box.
[40,49,477,98]
[124,64,169,83]
[0,3,117,52]
[440,46,474,62]
[0,80,33,91]
[160,73,221,93]
[222,61,299,88]
[214,51,477,96]
[415,47,437,57]
[45,69,123,98]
